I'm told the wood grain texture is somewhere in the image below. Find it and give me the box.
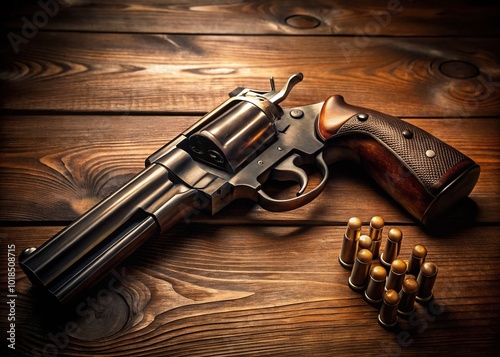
[1,34,499,117]
[2,0,500,36]
[0,1,498,355]
[0,116,496,225]
[1,224,499,356]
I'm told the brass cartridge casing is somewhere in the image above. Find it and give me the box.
[368,216,384,258]
[398,276,419,316]
[359,235,372,250]
[378,289,400,328]
[349,249,373,291]
[380,228,403,268]
[338,217,362,269]
[407,244,427,277]
[385,259,407,292]
[365,265,387,304]
[416,262,438,302]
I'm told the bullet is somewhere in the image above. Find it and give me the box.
[338,217,362,269]
[407,244,427,277]
[378,289,400,328]
[349,249,373,291]
[380,228,403,268]
[359,235,372,250]
[398,276,419,316]
[416,262,438,302]
[368,216,384,258]
[365,265,387,304]
[385,259,407,292]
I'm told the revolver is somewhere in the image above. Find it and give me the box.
[20,73,480,304]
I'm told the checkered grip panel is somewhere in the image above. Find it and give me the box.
[337,114,468,190]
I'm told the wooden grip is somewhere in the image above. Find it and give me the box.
[317,95,480,225]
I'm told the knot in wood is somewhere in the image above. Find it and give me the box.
[285,14,321,29]
[438,60,480,79]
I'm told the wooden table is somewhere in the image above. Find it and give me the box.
[1,1,499,356]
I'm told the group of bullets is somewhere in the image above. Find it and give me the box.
[339,216,438,328]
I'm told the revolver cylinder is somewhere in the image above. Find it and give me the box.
[188,100,278,173]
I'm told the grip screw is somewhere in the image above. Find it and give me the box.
[290,109,304,119]
[426,150,436,158]
[356,113,369,121]
[402,130,413,139]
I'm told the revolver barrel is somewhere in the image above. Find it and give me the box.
[19,162,199,304]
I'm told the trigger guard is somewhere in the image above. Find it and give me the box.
[268,154,309,196]
[257,152,329,212]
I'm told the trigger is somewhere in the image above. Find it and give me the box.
[269,154,308,196]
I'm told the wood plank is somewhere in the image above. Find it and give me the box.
[1,224,499,356]
[1,115,497,224]
[2,0,500,36]
[0,1,497,356]
[1,34,499,117]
